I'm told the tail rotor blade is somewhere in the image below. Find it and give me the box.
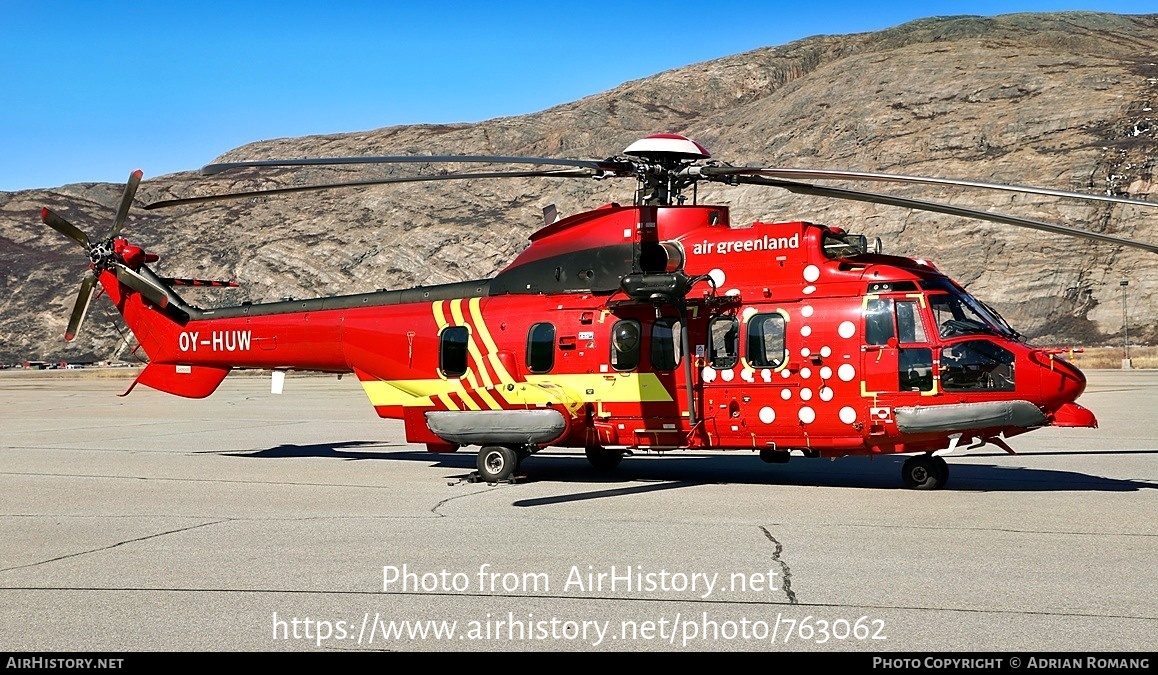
[108,170,143,239]
[115,265,170,308]
[65,274,98,341]
[41,208,91,250]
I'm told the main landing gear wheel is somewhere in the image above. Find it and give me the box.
[901,454,949,490]
[477,445,519,483]
[585,445,623,471]
[933,456,949,484]
[760,448,791,464]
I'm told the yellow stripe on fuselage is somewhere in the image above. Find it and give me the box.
[526,373,674,403]
[360,372,674,407]
[359,296,674,411]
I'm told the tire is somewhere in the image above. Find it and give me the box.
[477,445,519,482]
[901,455,945,490]
[585,445,623,471]
[760,448,791,464]
[933,456,950,487]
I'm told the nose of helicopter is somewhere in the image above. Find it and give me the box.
[1033,350,1097,428]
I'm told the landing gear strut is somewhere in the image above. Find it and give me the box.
[901,454,950,490]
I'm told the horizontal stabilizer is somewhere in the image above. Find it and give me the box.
[121,362,232,399]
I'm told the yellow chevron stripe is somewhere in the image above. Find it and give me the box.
[468,296,516,386]
[475,386,503,410]
[451,299,502,409]
[452,299,496,392]
[430,298,497,410]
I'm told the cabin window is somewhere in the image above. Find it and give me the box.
[610,320,641,371]
[865,298,895,346]
[746,313,786,368]
[526,323,555,374]
[709,316,740,369]
[650,318,682,371]
[439,326,469,377]
[940,340,1014,391]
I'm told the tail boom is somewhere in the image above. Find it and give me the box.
[99,270,351,397]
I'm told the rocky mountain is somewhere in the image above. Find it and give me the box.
[2,11,1156,363]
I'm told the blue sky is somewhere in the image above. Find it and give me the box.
[1,1,1154,191]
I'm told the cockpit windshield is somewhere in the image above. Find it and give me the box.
[921,279,1015,340]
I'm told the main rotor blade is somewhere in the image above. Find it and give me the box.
[65,273,98,341]
[201,154,628,176]
[115,265,170,308]
[144,168,597,210]
[726,175,1158,255]
[700,166,1158,209]
[108,169,143,239]
[41,208,91,250]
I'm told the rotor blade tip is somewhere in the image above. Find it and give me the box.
[131,169,143,179]
[40,207,49,221]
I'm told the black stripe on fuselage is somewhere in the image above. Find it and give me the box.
[183,279,494,320]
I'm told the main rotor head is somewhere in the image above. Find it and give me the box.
[617,133,713,206]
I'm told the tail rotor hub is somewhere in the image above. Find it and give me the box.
[88,239,116,271]
[40,170,171,341]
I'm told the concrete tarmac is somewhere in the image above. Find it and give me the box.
[0,369,1154,652]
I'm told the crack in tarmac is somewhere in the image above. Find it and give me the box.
[759,525,798,605]
[0,520,229,574]
[432,476,506,516]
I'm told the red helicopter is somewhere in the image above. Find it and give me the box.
[41,134,1158,489]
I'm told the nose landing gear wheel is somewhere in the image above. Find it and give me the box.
[477,445,519,483]
[901,454,949,490]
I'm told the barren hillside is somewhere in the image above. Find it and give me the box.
[2,11,1155,363]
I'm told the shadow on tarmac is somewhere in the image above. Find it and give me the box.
[226,441,1155,496]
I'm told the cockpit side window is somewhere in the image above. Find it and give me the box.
[865,298,895,346]
[896,300,928,344]
[900,348,934,391]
